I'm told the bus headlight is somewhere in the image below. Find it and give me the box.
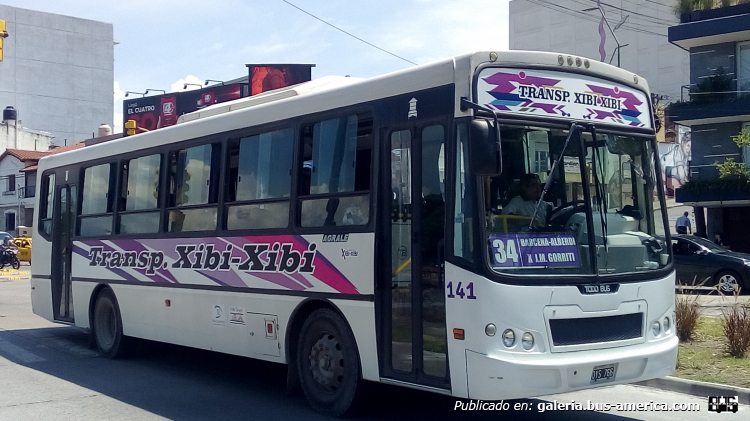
[485,324,497,336]
[522,332,534,350]
[502,329,515,347]
[663,316,670,332]
[652,321,661,336]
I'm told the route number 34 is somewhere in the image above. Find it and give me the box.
[446,281,476,299]
[493,239,519,264]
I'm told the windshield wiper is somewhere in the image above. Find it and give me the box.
[590,125,609,258]
[529,122,582,230]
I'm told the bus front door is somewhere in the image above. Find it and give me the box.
[51,184,77,323]
[383,123,449,389]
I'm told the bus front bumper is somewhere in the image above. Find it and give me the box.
[465,336,678,400]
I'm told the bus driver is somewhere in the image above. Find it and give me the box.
[501,173,552,227]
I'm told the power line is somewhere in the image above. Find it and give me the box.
[527,0,668,37]
[281,1,418,66]
[593,0,676,26]
[568,0,672,28]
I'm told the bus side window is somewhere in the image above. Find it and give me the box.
[299,113,372,227]
[168,143,221,233]
[79,163,115,236]
[226,128,293,230]
[40,173,56,238]
[118,154,161,234]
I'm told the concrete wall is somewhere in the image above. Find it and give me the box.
[509,0,690,102]
[0,4,113,144]
[0,121,53,151]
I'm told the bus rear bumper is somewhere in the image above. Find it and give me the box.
[465,336,678,400]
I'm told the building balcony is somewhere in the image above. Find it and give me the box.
[670,3,750,50]
[676,177,750,206]
[668,88,750,126]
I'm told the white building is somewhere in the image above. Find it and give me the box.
[1,116,53,152]
[0,4,114,144]
[509,0,690,102]
[0,143,83,234]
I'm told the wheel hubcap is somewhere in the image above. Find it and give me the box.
[308,333,344,392]
[718,275,739,293]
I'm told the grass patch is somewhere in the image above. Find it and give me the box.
[675,317,750,388]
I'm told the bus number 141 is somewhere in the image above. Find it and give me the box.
[446,282,476,299]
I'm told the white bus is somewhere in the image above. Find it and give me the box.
[31,51,677,416]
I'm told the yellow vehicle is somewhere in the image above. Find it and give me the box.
[12,237,31,263]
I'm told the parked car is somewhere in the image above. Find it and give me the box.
[11,237,31,263]
[672,234,750,293]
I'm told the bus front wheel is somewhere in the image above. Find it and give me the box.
[93,288,133,358]
[297,308,362,417]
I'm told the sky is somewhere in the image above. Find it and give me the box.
[2,0,511,132]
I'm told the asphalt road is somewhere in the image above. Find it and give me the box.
[0,274,744,420]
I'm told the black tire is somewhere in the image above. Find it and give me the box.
[11,256,20,270]
[714,270,742,294]
[93,288,133,358]
[297,308,362,417]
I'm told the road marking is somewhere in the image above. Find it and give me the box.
[0,337,46,363]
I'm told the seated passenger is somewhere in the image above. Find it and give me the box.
[501,173,552,227]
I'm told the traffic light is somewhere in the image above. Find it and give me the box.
[125,119,137,136]
[0,20,9,62]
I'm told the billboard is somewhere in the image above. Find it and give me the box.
[124,64,314,136]
[123,83,247,135]
[247,64,315,96]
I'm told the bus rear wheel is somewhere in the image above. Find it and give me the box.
[297,308,361,417]
[93,288,133,358]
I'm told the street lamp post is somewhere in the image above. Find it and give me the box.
[583,6,628,68]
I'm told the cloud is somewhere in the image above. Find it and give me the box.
[171,75,204,93]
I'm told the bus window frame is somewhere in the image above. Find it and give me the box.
[444,118,481,272]
[38,170,57,241]
[78,161,117,237]
[116,153,165,236]
[62,106,379,241]
[294,108,376,234]
[224,125,295,232]
[165,140,224,235]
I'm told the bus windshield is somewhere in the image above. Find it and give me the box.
[484,124,670,276]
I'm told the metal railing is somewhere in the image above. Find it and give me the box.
[680,84,750,102]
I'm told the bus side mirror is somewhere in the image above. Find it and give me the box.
[469,119,501,176]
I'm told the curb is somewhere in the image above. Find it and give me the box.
[635,376,750,405]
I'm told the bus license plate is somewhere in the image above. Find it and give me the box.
[590,363,618,384]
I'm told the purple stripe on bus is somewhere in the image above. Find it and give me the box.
[196,270,231,287]
[195,268,249,288]
[131,268,175,284]
[249,271,307,291]
[289,272,314,288]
